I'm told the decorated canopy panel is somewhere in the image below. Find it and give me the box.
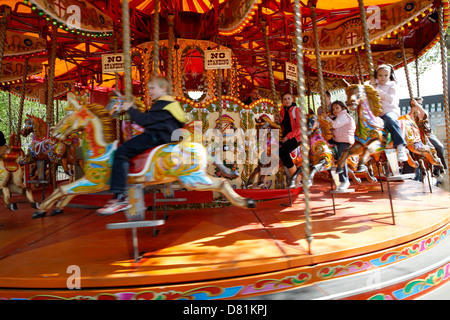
[0,0,448,98]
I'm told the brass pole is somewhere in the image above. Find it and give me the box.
[438,5,450,186]
[152,0,160,77]
[358,0,375,79]
[415,57,420,97]
[294,0,313,254]
[17,57,29,133]
[261,20,278,106]
[167,14,174,94]
[114,31,120,140]
[308,1,327,111]
[122,0,133,103]
[400,38,413,100]
[47,25,58,126]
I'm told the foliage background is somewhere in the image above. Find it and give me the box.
[0,91,67,150]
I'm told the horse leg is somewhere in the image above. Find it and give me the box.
[61,157,74,176]
[257,166,269,188]
[32,187,68,219]
[418,159,427,183]
[10,169,39,209]
[245,165,261,188]
[289,165,304,188]
[348,168,362,184]
[363,162,378,183]
[336,147,353,175]
[1,186,16,211]
[50,195,76,216]
[214,162,239,179]
[308,159,328,187]
[357,148,372,172]
[181,176,255,209]
[33,177,108,218]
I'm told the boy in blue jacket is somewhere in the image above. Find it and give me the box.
[97,76,186,215]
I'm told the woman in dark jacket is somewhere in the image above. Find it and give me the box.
[278,92,302,180]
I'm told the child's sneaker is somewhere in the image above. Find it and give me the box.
[396,145,408,162]
[96,198,131,216]
[337,180,350,191]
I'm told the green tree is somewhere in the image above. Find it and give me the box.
[0,90,66,149]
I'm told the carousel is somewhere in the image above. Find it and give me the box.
[0,0,450,301]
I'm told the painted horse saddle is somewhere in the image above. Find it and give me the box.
[129,145,165,176]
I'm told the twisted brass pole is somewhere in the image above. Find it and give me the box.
[308,1,327,111]
[152,0,160,77]
[415,57,420,97]
[17,57,29,133]
[114,32,120,140]
[295,0,313,254]
[167,14,174,94]
[400,38,413,100]
[261,20,278,106]
[438,5,450,186]
[47,25,58,126]
[122,0,133,103]
[358,0,375,80]
[216,38,223,165]
[356,50,364,83]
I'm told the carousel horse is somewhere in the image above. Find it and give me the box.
[287,112,336,188]
[247,112,345,189]
[31,97,255,219]
[247,112,334,188]
[110,92,239,180]
[318,111,378,184]
[19,114,80,176]
[335,84,443,176]
[411,112,446,176]
[246,114,282,188]
[293,112,336,187]
[0,133,39,211]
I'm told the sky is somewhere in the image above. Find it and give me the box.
[396,62,445,99]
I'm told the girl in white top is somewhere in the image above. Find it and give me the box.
[328,101,356,190]
[369,64,408,162]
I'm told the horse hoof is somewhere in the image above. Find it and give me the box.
[356,165,367,173]
[32,211,46,219]
[31,202,39,209]
[228,171,239,179]
[50,209,63,216]
[7,203,18,211]
[247,199,256,209]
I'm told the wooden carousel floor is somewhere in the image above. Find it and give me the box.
[0,178,449,292]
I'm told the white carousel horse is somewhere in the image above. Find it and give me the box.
[31,97,255,219]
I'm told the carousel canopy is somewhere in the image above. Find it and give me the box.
[0,0,448,99]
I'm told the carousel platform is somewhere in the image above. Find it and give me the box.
[0,178,449,300]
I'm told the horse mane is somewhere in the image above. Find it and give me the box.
[363,84,383,117]
[85,103,115,143]
[29,115,48,137]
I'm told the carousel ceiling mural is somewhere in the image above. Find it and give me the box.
[0,0,448,99]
